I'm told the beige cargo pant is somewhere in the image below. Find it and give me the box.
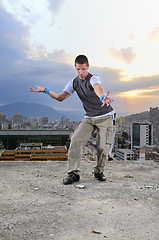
[68,115,114,174]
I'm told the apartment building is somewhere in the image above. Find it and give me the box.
[131,122,153,150]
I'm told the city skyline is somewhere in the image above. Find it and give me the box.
[0,0,159,116]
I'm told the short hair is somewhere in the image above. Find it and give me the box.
[75,55,89,66]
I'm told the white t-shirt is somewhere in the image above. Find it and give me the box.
[63,75,101,94]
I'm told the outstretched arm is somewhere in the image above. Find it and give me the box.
[93,83,114,107]
[30,85,71,102]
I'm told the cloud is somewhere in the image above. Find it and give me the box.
[0,7,29,51]
[0,6,73,105]
[109,46,136,64]
[90,66,122,94]
[1,0,52,26]
[112,75,159,115]
[120,75,159,91]
[89,67,159,100]
[148,27,159,41]
[48,0,66,15]
[0,5,121,108]
[47,49,74,64]
[0,6,30,76]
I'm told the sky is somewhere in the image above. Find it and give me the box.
[0,0,159,117]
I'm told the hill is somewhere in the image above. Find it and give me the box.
[124,110,150,123]
[0,102,63,120]
[0,102,84,121]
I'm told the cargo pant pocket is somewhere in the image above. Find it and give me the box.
[106,126,114,144]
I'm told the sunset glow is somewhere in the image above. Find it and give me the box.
[118,87,159,97]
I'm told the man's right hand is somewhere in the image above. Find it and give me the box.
[30,85,45,93]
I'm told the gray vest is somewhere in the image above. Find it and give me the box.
[73,73,113,117]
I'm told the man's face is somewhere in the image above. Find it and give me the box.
[75,63,89,80]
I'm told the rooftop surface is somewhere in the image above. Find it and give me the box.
[0,159,159,240]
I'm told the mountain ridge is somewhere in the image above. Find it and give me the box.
[0,102,84,121]
[0,102,63,120]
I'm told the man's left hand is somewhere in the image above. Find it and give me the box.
[101,91,114,107]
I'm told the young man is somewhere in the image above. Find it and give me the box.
[30,55,115,184]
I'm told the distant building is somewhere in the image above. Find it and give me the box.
[150,107,159,146]
[0,112,7,123]
[0,129,70,149]
[12,112,22,123]
[61,116,69,124]
[39,117,49,125]
[117,116,125,132]
[116,149,134,161]
[133,146,159,161]
[1,143,68,161]
[131,122,153,150]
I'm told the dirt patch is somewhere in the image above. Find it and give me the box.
[0,159,159,240]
